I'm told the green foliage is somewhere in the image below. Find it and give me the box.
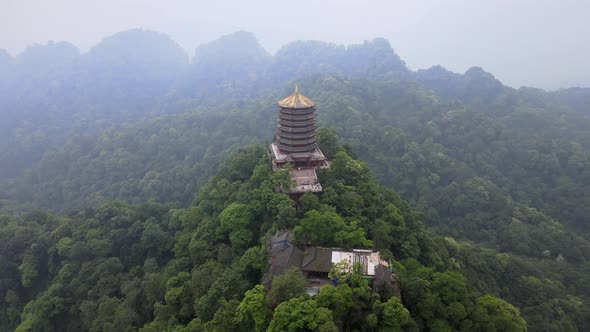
[329,151,371,187]
[373,296,415,331]
[204,299,241,331]
[0,145,531,331]
[268,267,307,307]
[18,257,38,288]
[219,203,254,254]
[294,209,371,248]
[315,284,353,321]
[316,127,341,158]
[235,285,269,332]
[328,260,353,284]
[164,272,193,322]
[3,31,587,329]
[399,259,529,331]
[267,297,337,332]
[298,192,321,215]
[470,295,527,331]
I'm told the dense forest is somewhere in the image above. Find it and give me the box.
[0,146,528,331]
[1,29,590,330]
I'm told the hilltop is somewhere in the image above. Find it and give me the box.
[0,30,589,330]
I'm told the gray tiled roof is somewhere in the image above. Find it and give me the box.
[301,247,333,273]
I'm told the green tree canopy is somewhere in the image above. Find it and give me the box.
[267,297,337,332]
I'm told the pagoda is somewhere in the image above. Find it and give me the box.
[269,86,329,194]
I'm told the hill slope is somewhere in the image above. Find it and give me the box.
[1,30,589,330]
[1,146,528,331]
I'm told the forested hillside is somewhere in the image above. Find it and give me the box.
[1,30,590,330]
[0,146,528,331]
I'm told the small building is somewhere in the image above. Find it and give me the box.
[302,247,333,278]
[268,230,303,277]
[269,86,329,194]
[267,230,393,296]
[331,249,383,276]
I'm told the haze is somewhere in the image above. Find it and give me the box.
[1,0,589,90]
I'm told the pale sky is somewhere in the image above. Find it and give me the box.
[1,0,589,90]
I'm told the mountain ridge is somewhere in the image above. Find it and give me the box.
[0,29,589,330]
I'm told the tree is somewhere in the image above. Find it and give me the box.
[294,210,345,246]
[141,217,172,260]
[219,203,254,254]
[330,151,371,186]
[299,192,321,215]
[470,295,527,331]
[371,219,394,251]
[328,260,352,284]
[268,267,307,306]
[268,193,297,228]
[316,127,340,158]
[271,162,294,190]
[164,272,193,323]
[374,297,414,331]
[18,253,39,288]
[294,209,370,248]
[235,285,269,332]
[205,299,241,331]
[267,297,337,332]
[315,284,353,322]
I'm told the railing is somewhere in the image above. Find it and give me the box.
[279,108,315,116]
[277,125,316,133]
[278,132,316,140]
[276,137,317,146]
[279,113,316,121]
[278,119,316,127]
[277,143,318,153]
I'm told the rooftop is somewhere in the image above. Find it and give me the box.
[331,250,385,276]
[268,231,304,277]
[270,229,295,244]
[290,168,323,194]
[267,230,396,297]
[268,231,388,277]
[270,142,326,163]
[278,85,316,109]
[302,247,333,273]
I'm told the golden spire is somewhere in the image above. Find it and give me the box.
[278,85,316,109]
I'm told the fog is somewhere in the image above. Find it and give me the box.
[1,0,589,90]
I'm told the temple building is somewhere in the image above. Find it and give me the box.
[269,86,329,194]
[266,230,395,297]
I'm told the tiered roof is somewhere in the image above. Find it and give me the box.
[277,85,316,109]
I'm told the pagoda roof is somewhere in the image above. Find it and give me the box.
[278,85,316,109]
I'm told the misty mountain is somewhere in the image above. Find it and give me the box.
[178,31,272,101]
[0,30,190,178]
[271,37,408,82]
[1,29,590,330]
[83,29,189,107]
[547,87,590,114]
[1,29,588,216]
